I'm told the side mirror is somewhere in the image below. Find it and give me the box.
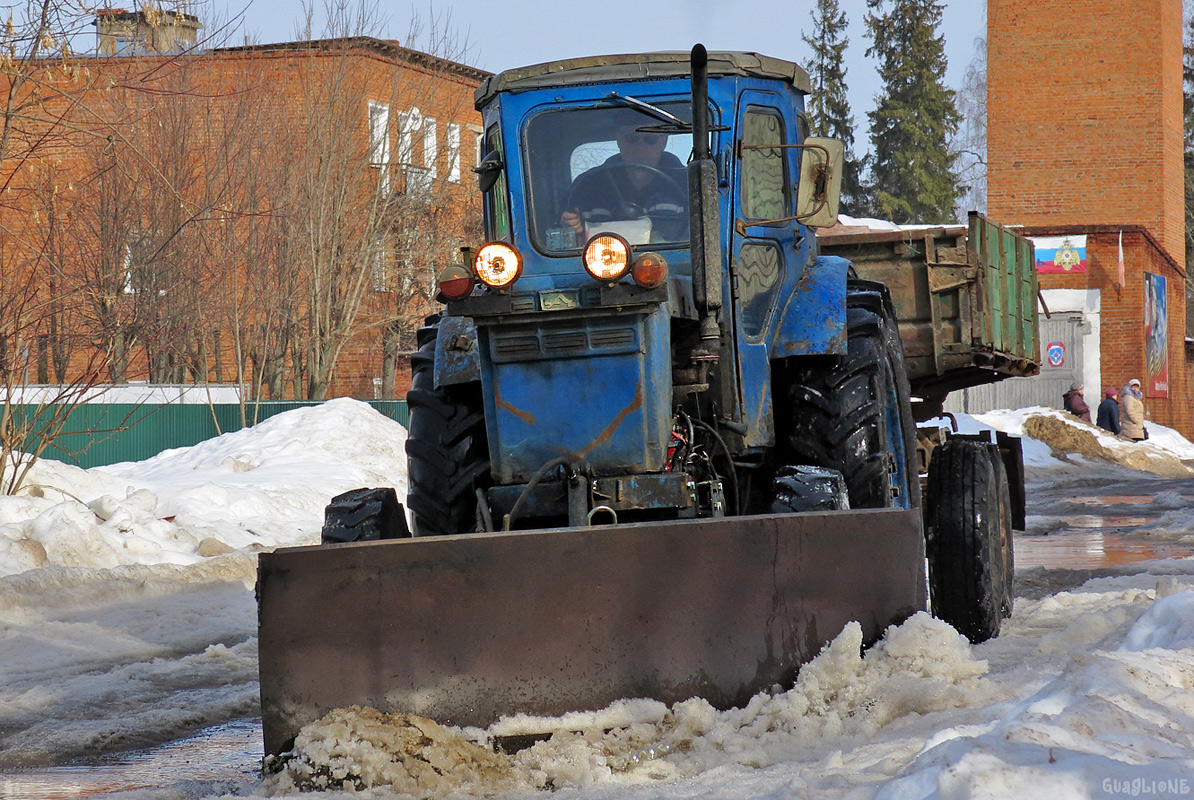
[474,150,504,194]
[795,137,843,228]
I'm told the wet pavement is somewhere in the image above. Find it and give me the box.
[0,720,262,798]
[1017,469,1194,570]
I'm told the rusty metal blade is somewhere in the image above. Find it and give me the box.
[257,508,926,755]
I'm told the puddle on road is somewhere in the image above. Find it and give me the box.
[1017,517,1191,570]
[1064,496,1156,506]
[0,719,262,798]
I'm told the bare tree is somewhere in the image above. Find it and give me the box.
[242,0,481,400]
[0,0,242,492]
[953,18,987,216]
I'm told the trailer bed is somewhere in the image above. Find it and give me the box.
[819,212,1040,420]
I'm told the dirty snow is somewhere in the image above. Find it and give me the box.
[0,401,1192,799]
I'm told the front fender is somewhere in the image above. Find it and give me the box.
[434,315,481,387]
[771,254,850,358]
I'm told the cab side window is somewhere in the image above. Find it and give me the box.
[741,108,789,222]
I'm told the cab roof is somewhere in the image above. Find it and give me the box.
[475,50,811,109]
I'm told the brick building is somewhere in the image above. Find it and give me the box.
[0,30,486,401]
[985,0,1192,438]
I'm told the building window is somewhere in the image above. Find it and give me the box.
[121,243,135,294]
[467,124,483,168]
[371,236,394,292]
[447,123,461,183]
[423,117,438,180]
[398,107,420,166]
[369,101,391,193]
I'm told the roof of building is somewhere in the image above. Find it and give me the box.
[214,36,490,83]
[475,50,811,108]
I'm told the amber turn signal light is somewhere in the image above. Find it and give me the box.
[631,252,668,288]
[437,265,474,300]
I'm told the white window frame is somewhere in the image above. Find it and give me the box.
[423,116,438,180]
[447,122,461,183]
[467,124,484,168]
[398,107,421,166]
[368,101,391,194]
[371,236,393,292]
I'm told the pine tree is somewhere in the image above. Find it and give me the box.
[864,0,961,224]
[801,0,866,215]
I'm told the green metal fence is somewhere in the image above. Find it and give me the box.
[13,400,409,469]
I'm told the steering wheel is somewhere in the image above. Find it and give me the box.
[564,162,687,229]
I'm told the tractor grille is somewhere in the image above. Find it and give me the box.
[489,322,640,362]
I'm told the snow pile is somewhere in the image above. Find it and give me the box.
[0,399,410,768]
[946,405,1194,475]
[880,586,1194,798]
[0,398,409,578]
[515,613,992,789]
[265,707,518,796]
[276,613,994,793]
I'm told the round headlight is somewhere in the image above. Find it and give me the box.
[582,233,632,283]
[474,242,523,289]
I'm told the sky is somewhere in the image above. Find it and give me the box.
[205,0,986,138]
[1,400,1194,797]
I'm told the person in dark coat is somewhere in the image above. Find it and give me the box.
[1062,381,1091,423]
[1096,386,1120,435]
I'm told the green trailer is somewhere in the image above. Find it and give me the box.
[819,211,1041,422]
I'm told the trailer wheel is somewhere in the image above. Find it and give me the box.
[783,280,920,511]
[924,439,1010,643]
[993,452,1016,618]
[405,318,491,536]
[321,487,410,543]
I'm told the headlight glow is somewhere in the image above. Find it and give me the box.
[474,243,523,289]
[582,233,632,283]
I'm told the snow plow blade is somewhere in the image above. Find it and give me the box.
[257,508,926,756]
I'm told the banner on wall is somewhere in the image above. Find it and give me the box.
[1032,235,1088,274]
[1144,271,1168,398]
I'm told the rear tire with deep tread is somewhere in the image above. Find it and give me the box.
[925,438,1009,643]
[783,281,920,510]
[405,317,491,536]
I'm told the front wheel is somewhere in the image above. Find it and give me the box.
[405,318,491,535]
[783,280,920,511]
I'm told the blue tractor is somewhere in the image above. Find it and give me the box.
[257,46,1030,756]
[408,47,917,532]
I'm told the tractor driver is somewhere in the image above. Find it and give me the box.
[561,124,688,243]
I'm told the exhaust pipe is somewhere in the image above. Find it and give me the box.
[688,43,722,345]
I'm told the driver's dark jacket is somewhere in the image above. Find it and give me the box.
[570,152,687,237]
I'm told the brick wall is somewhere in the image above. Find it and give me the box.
[988,0,1184,269]
[0,39,483,402]
[988,0,1192,439]
[1023,225,1191,438]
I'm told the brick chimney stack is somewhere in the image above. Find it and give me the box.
[986,0,1184,270]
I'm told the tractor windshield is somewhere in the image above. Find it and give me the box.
[524,103,693,252]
